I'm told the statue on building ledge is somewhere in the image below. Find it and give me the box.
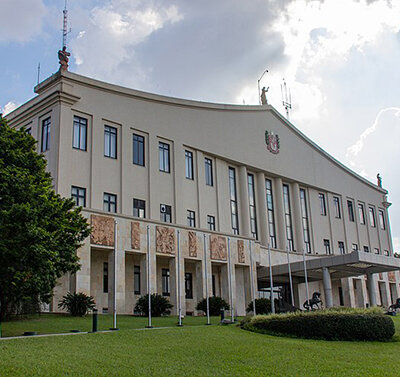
[260,86,269,105]
[377,173,382,188]
[58,46,70,71]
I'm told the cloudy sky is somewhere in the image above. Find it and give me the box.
[1,0,400,252]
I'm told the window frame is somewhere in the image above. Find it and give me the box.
[283,184,294,251]
[300,188,311,253]
[324,239,331,255]
[159,142,170,173]
[160,204,172,223]
[229,167,239,235]
[347,200,355,222]
[319,193,326,216]
[265,179,277,249]
[207,215,216,231]
[185,272,193,299]
[358,203,366,225]
[73,115,87,151]
[247,174,258,239]
[185,150,194,180]
[41,117,51,152]
[368,206,376,227]
[103,262,109,293]
[133,198,146,218]
[333,196,341,218]
[205,158,213,186]
[162,268,170,296]
[103,192,117,213]
[71,186,86,207]
[187,210,196,228]
[132,133,145,166]
[338,241,345,255]
[104,125,117,159]
[378,210,386,230]
[134,265,141,295]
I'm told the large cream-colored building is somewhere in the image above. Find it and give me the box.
[6,69,400,316]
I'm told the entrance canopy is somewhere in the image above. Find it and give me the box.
[259,251,400,284]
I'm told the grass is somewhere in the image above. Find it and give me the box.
[0,315,399,376]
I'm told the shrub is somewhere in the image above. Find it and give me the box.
[58,292,95,317]
[135,294,173,317]
[246,298,271,315]
[242,308,395,341]
[196,296,230,316]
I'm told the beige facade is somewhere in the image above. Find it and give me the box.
[6,70,400,316]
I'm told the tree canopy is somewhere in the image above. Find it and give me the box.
[0,117,90,320]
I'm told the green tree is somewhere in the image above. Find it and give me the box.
[0,118,90,321]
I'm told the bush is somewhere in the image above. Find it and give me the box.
[246,298,271,315]
[242,308,395,341]
[196,296,230,316]
[58,292,95,317]
[135,294,173,317]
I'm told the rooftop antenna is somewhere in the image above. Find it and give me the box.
[37,62,41,85]
[62,0,71,49]
[281,78,292,120]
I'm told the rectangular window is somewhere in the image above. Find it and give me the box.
[73,116,87,151]
[207,215,216,231]
[133,198,145,218]
[338,241,345,255]
[374,248,380,255]
[338,287,344,306]
[352,243,358,252]
[212,275,216,297]
[205,158,213,186]
[71,186,86,207]
[41,117,51,152]
[103,193,117,213]
[134,265,141,295]
[229,167,239,235]
[384,250,389,256]
[283,184,294,251]
[369,207,376,227]
[133,133,145,166]
[160,204,172,223]
[103,262,108,293]
[247,174,258,239]
[185,272,193,299]
[159,142,170,172]
[324,239,331,255]
[187,210,196,227]
[379,210,386,230]
[185,150,194,179]
[358,203,365,224]
[162,268,170,296]
[363,246,370,253]
[300,188,311,253]
[319,193,326,216]
[333,196,341,218]
[265,179,276,249]
[347,200,355,222]
[104,125,117,158]
[26,127,32,135]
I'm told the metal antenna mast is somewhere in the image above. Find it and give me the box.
[281,78,292,120]
[62,0,71,48]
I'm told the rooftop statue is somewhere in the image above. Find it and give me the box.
[260,86,269,105]
[58,46,70,71]
[377,173,382,188]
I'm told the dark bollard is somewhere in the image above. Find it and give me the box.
[220,308,225,322]
[92,308,98,333]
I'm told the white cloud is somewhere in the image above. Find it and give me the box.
[0,0,46,43]
[1,101,19,115]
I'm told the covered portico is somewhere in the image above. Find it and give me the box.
[259,251,400,308]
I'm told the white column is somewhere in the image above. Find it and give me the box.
[322,267,333,308]
[291,183,304,252]
[256,172,268,246]
[75,239,91,295]
[367,273,377,307]
[273,178,286,250]
[238,166,251,237]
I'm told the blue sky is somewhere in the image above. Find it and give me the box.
[1,0,400,252]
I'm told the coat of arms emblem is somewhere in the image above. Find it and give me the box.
[265,130,280,154]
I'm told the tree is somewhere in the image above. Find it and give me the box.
[0,118,90,321]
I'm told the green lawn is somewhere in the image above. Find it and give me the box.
[0,315,399,376]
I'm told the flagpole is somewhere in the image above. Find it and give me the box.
[146,225,152,328]
[249,240,256,316]
[203,234,210,325]
[268,242,275,314]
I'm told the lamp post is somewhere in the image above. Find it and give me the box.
[257,68,269,104]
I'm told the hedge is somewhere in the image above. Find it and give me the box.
[241,308,395,341]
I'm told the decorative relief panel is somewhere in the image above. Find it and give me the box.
[210,235,227,261]
[90,215,114,246]
[131,222,141,250]
[388,271,396,282]
[156,226,176,255]
[237,240,245,263]
[188,231,197,257]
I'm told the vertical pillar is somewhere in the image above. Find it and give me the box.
[273,178,286,250]
[366,273,377,307]
[238,166,251,237]
[256,172,268,246]
[291,183,304,253]
[75,239,91,295]
[322,267,333,308]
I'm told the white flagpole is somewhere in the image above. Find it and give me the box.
[227,237,234,322]
[268,242,275,314]
[177,230,182,326]
[249,240,256,316]
[203,234,210,325]
[286,245,295,307]
[303,248,310,309]
[147,225,152,327]
[113,220,117,329]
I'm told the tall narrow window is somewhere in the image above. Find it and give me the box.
[104,125,117,158]
[374,248,380,255]
[338,241,345,255]
[352,243,358,252]
[319,193,326,215]
[247,174,258,239]
[379,210,386,230]
[185,150,193,179]
[133,199,145,218]
[358,203,365,224]
[71,186,86,207]
[212,275,216,297]
[324,239,331,255]
[160,204,172,223]
[133,133,145,166]
[185,272,193,299]
[73,116,87,151]
[41,117,51,152]
[134,265,141,294]
[347,200,355,222]
[283,184,294,251]
[162,268,170,296]
[207,215,216,231]
[369,207,376,227]
[363,246,370,253]
[187,210,196,227]
[103,193,117,213]
[265,179,276,248]
[159,142,170,172]
[333,196,341,218]
[103,262,109,293]
[229,167,239,235]
[300,188,311,253]
[205,158,213,186]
